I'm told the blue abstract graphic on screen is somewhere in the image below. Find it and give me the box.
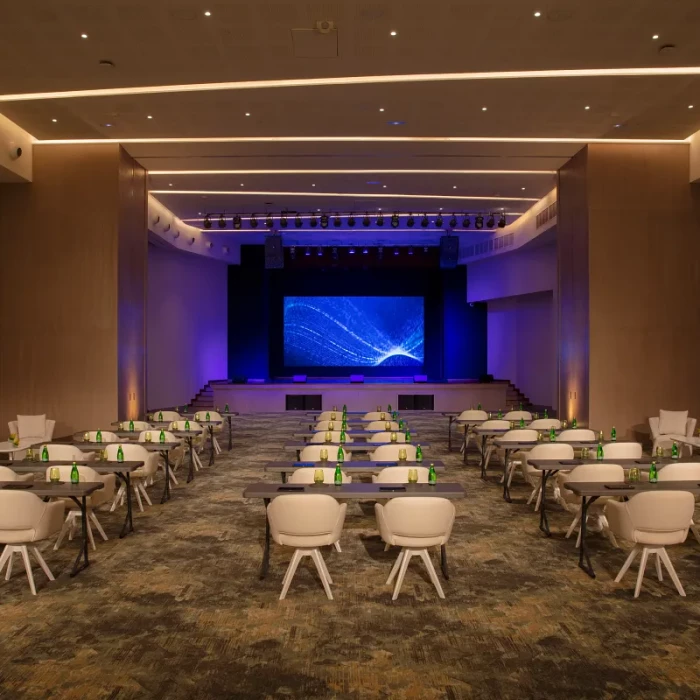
[284,297,424,367]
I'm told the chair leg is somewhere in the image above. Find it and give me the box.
[315,550,333,585]
[89,512,109,541]
[0,545,12,576]
[4,548,14,580]
[111,483,125,512]
[634,547,650,598]
[689,519,700,545]
[527,485,538,505]
[615,545,639,582]
[54,515,73,551]
[384,543,390,552]
[169,469,179,486]
[659,548,686,597]
[418,549,445,599]
[19,545,37,595]
[85,518,96,551]
[655,553,663,582]
[566,508,582,539]
[310,549,333,600]
[133,483,144,512]
[280,550,303,599]
[333,541,342,553]
[392,549,413,600]
[138,482,152,506]
[386,549,405,585]
[534,486,543,512]
[31,547,54,581]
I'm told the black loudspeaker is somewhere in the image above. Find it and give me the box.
[439,235,459,269]
[265,235,284,269]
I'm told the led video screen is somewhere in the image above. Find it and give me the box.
[284,296,424,367]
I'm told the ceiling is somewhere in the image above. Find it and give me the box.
[1,0,699,242]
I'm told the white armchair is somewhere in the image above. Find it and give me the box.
[8,415,56,457]
[649,410,697,456]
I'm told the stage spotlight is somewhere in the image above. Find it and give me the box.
[408,246,414,255]
[305,247,311,256]
[310,214,318,227]
[334,213,342,227]
[363,212,370,227]
[265,213,274,228]
[407,213,415,228]
[378,246,384,260]
[486,213,495,228]
[423,246,428,253]
[320,213,329,228]
[391,212,399,228]
[421,213,429,228]
[462,215,471,228]
[377,212,384,226]
[449,214,457,228]
[349,247,356,254]
[435,213,443,228]
[250,214,258,228]
[348,213,356,227]
[498,213,507,228]
[294,213,303,228]
[332,246,338,261]
[218,214,226,228]
[203,214,212,229]
[317,246,323,256]
[475,215,484,229]
[362,247,369,255]
[290,246,296,260]
[233,214,242,230]
[394,247,400,255]
[280,213,288,228]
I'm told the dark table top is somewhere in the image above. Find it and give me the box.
[1,460,144,473]
[529,457,700,470]
[67,441,180,451]
[0,481,104,497]
[494,439,600,449]
[265,460,445,473]
[293,431,419,439]
[284,442,431,450]
[564,480,700,497]
[243,482,465,499]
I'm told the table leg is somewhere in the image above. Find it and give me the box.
[208,426,215,466]
[462,425,468,464]
[539,470,557,536]
[281,471,287,484]
[260,498,271,579]
[160,451,171,504]
[69,496,90,577]
[119,472,135,538]
[440,544,449,580]
[577,496,598,578]
[480,436,488,479]
[448,416,453,451]
[502,449,512,502]
[187,438,195,483]
[227,415,233,451]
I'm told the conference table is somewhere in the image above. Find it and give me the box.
[292,430,419,441]
[3,460,145,539]
[440,413,487,452]
[0,480,104,578]
[0,439,44,461]
[284,441,431,460]
[564,480,700,579]
[672,436,700,456]
[150,410,239,451]
[243,482,466,581]
[265,460,445,482]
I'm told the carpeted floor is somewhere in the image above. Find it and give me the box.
[1,412,700,700]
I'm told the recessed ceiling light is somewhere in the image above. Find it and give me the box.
[102,123,113,127]
[585,105,590,110]
[689,104,695,109]
[439,207,443,211]
[240,183,244,186]
[383,185,387,188]
[453,185,457,189]
[168,183,173,187]
[614,123,622,128]
[51,118,57,123]
[204,11,211,16]
[652,34,659,40]
[481,106,487,111]
[245,112,250,117]
[390,31,397,36]
[198,212,203,215]
[388,121,405,126]
[81,33,88,39]
[521,187,526,190]
[379,107,385,112]
[147,115,153,119]
[533,11,541,17]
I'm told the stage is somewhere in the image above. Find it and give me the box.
[212,380,508,413]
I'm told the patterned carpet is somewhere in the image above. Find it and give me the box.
[1,412,700,700]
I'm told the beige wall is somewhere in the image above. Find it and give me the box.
[0,144,147,437]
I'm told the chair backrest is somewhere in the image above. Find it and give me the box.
[380,498,455,540]
[118,421,151,431]
[314,420,342,431]
[299,445,350,461]
[170,421,204,433]
[362,412,384,420]
[625,491,695,534]
[288,467,352,484]
[366,420,400,431]
[267,494,346,544]
[528,419,562,430]
[480,420,510,430]
[155,411,181,422]
[503,410,533,421]
[309,431,354,443]
[138,430,181,444]
[457,410,488,421]
[194,410,222,422]
[600,442,642,459]
[0,466,21,481]
[317,411,342,421]
[567,463,624,482]
[41,444,90,462]
[658,462,700,481]
[105,443,158,476]
[86,431,119,443]
[45,464,100,482]
[370,444,418,461]
[557,429,596,442]
[501,429,538,443]
[374,466,430,483]
[0,491,51,530]
[525,443,575,463]
[368,431,406,443]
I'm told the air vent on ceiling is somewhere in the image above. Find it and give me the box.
[463,233,515,259]
[536,202,557,229]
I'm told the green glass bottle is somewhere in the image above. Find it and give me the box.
[428,463,437,485]
[672,442,679,459]
[117,445,124,463]
[158,411,163,421]
[336,446,344,463]
[549,427,556,442]
[96,430,102,444]
[129,419,135,432]
[71,462,79,484]
[342,404,347,413]
[339,429,346,444]
[334,463,343,485]
[596,442,604,460]
[477,403,482,410]
[519,417,525,428]
[544,408,548,419]
[498,409,503,419]
[398,419,404,431]
[387,404,392,412]
[185,419,190,432]
[176,406,180,413]
[572,417,578,429]
[41,445,49,462]
[206,411,211,421]
[341,418,348,431]
[392,411,398,421]
[649,461,658,483]
[224,403,230,413]
[159,429,166,444]
[405,429,411,443]
[611,426,617,442]
[415,444,423,462]
[519,402,523,411]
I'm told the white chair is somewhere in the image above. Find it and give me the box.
[46,466,116,551]
[169,421,206,471]
[373,466,430,483]
[41,443,96,463]
[528,419,562,431]
[503,410,532,422]
[106,444,159,512]
[375,498,455,600]
[649,410,697,456]
[314,420,344,432]
[194,410,224,454]
[370,444,418,461]
[456,410,488,454]
[267,494,347,600]
[0,465,34,483]
[138,430,183,486]
[368,431,406,444]
[606,491,695,597]
[497,429,539,487]
[9,415,56,449]
[317,411,343,421]
[310,431,354,444]
[557,429,596,442]
[520,443,575,510]
[601,442,643,459]
[365,420,400,431]
[299,445,351,462]
[657,462,700,544]
[118,420,152,432]
[288,467,352,485]
[154,410,181,423]
[84,431,119,443]
[362,412,385,420]
[0,491,64,595]
[478,419,511,468]
[556,463,624,547]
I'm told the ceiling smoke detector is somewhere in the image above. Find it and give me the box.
[315,19,335,34]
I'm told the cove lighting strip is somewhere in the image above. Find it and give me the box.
[149,169,557,176]
[183,213,525,223]
[151,190,540,202]
[191,228,508,234]
[5,66,700,102]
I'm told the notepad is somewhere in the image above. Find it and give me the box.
[293,462,315,467]
[605,484,634,490]
[278,486,305,491]
[379,486,406,492]
[377,462,398,466]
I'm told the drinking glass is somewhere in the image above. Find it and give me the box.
[101,449,107,462]
[408,468,418,484]
[656,446,664,457]
[537,431,543,442]
[562,420,568,429]
[330,412,336,421]
[320,448,328,461]
[328,422,335,431]
[332,406,337,412]
[385,421,391,431]
[25,447,33,462]
[390,432,398,443]
[145,432,152,443]
[83,432,90,443]
[49,467,60,483]
[581,447,589,459]
[399,448,407,461]
[377,405,381,412]
[628,467,641,483]
[314,469,324,484]
[380,412,386,421]
[324,431,332,443]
